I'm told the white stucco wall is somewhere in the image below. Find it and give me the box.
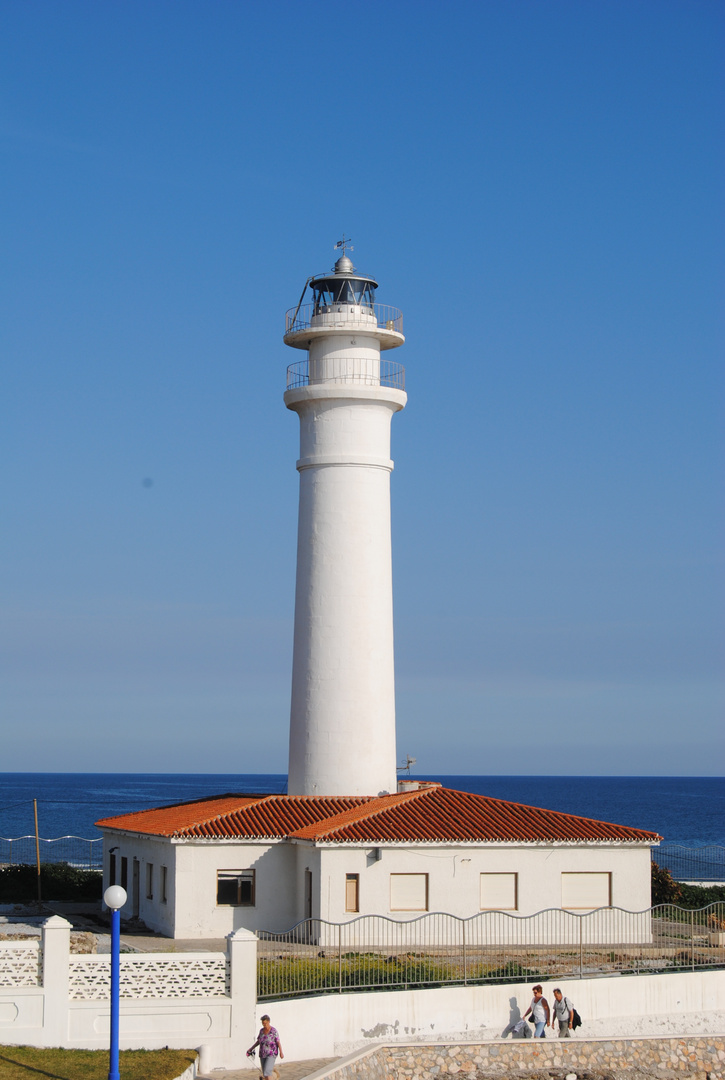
[315,842,652,922]
[102,832,653,940]
[103,834,297,937]
[259,970,725,1060]
[102,833,178,936]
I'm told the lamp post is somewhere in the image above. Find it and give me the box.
[104,884,126,1080]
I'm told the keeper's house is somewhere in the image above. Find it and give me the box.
[96,782,660,941]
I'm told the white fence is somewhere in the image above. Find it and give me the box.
[1,911,724,1070]
[68,953,228,1000]
[0,941,40,987]
[0,916,255,1070]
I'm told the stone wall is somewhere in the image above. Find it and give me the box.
[382,1037,724,1078]
[307,1037,725,1080]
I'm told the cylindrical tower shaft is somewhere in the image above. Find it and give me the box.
[284,254,406,797]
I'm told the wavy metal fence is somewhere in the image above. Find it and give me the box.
[257,902,725,1000]
[0,836,102,871]
[653,844,725,883]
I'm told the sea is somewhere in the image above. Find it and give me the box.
[0,774,723,847]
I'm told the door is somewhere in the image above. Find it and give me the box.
[304,869,312,920]
[132,858,140,917]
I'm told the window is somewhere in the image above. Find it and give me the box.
[109,851,117,886]
[120,856,128,891]
[390,873,428,911]
[561,872,611,910]
[146,863,154,900]
[345,873,360,913]
[217,869,255,907]
[480,872,518,911]
[160,865,168,904]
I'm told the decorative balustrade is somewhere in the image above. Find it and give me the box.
[0,941,40,987]
[67,952,229,1000]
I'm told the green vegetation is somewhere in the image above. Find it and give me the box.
[651,861,682,905]
[677,882,725,908]
[651,863,725,909]
[0,1046,195,1080]
[0,863,102,904]
[258,954,543,998]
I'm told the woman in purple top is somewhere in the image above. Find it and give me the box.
[248,1014,284,1078]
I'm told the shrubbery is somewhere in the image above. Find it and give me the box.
[677,882,725,908]
[0,863,102,903]
[651,861,683,905]
[650,862,725,909]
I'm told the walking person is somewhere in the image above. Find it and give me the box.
[247,1014,284,1080]
[552,988,575,1037]
[523,984,550,1037]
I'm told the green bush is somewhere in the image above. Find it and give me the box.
[677,882,725,908]
[0,863,102,903]
[651,861,682,905]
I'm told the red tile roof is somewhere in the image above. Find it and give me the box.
[96,786,661,844]
[96,793,370,839]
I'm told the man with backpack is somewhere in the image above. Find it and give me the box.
[552,988,576,1037]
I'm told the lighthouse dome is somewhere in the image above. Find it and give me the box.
[334,254,354,274]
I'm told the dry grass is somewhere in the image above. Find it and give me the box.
[0,1046,195,1080]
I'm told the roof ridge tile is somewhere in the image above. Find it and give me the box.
[289,789,427,840]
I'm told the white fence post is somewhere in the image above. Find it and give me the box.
[41,915,71,1045]
[226,926,258,1060]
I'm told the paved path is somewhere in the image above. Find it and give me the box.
[198,1059,337,1080]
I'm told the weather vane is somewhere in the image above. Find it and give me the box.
[334,235,354,257]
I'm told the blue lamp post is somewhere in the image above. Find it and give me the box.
[104,884,127,1080]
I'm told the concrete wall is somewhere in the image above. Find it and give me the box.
[258,970,725,1060]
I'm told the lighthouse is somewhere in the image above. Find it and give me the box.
[284,245,406,797]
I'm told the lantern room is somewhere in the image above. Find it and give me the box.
[310,254,377,315]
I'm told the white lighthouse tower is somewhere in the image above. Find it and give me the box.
[284,244,406,797]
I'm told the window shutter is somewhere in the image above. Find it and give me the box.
[561,872,611,909]
[480,872,518,910]
[390,873,428,911]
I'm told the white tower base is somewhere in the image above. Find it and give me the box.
[286,385,405,797]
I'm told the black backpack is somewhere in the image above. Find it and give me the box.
[571,1007,582,1029]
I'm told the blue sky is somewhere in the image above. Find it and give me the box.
[1,0,722,775]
